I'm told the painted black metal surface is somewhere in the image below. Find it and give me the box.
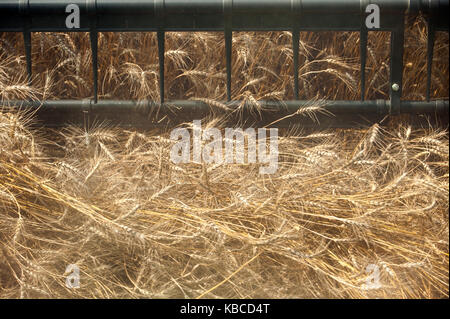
[0,0,449,128]
[6,99,449,129]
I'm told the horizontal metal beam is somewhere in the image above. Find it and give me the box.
[5,99,448,115]
[1,0,448,32]
[4,99,448,128]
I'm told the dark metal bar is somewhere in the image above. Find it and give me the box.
[2,0,447,32]
[426,19,435,101]
[19,0,32,84]
[292,30,300,100]
[23,31,32,84]
[90,31,98,103]
[360,30,367,101]
[157,30,165,104]
[88,0,98,103]
[225,28,232,102]
[6,99,448,115]
[389,21,405,114]
[292,0,301,100]
[224,0,232,101]
[155,0,165,103]
[5,99,447,129]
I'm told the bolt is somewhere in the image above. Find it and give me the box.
[391,83,400,92]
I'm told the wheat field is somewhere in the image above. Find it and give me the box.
[0,15,448,298]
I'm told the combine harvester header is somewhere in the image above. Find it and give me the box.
[1,0,448,128]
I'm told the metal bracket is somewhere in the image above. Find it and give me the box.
[82,99,92,129]
[81,99,92,113]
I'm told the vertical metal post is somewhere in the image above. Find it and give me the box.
[88,0,98,103]
[426,19,435,101]
[158,30,165,104]
[90,31,98,103]
[224,0,233,102]
[23,31,32,85]
[292,0,301,100]
[292,28,299,100]
[359,0,369,101]
[389,20,405,114]
[225,29,232,102]
[156,0,165,104]
[360,30,368,101]
[20,0,32,85]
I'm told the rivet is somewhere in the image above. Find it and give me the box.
[392,83,400,92]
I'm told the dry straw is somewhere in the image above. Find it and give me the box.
[0,15,448,298]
